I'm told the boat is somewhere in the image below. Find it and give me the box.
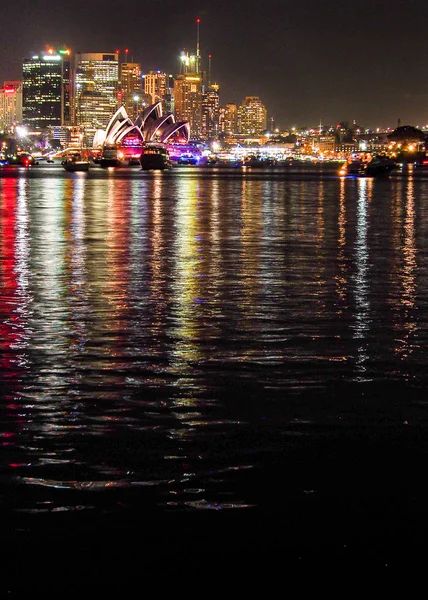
[243,155,276,168]
[177,152,198,165]
[339,153,395,177]
[62,150,90,172]
[99,144,122,168]
[140,143,171,170]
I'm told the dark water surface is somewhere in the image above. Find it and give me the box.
[1,163,428,588]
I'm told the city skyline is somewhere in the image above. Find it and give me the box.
[0,0,427,130]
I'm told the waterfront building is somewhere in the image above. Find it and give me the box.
[120,62,142,119]
[74,52,119,145]
[47,125,85,148]
[0,81,22,130]
[22,49,71,131]
[316,135,336,155]
[237,96,267,135]
[94,101,190,165]
[201,83,220,140]
[335,140,358,156]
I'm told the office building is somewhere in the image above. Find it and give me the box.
[120,62,142,119]
[0,81,22,130]
[219,103,237,136]
[74,52,119,145]
[144,71,168,106]
[22,49,71,130]
[201,83,220,140]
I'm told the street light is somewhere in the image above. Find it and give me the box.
[133,95,140,117]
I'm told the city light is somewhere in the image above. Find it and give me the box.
[16,126,28,138]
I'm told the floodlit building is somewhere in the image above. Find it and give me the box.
[94,101,190,166]
[144,71,168,105]
[120,62,143,119]
[74,52,119,145]
[201,83,220,140]
[0,81,22,130]
[174,72,203,139]
[219,103,237,136]
[237,96,267,135]
[22,49,71,131]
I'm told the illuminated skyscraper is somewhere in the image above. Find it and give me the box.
[174,72,203,138]
[120,62,142,119]
[201,83,220,140]
[74,52,119,145]
[237,96,267,135]
[144,71,168,105]
[0,81,22,130]
[22,49,71,130]
[219,103,237,136]
[173,18,204,139]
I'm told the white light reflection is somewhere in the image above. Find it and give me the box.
[70,175,86,285]
[353,178,371,379]
[69,175,89,353]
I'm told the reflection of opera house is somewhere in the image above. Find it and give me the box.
[93,102,191,167]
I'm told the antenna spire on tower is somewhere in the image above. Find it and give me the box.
[196,18,201,74]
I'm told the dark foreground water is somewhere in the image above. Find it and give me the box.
[1,162,428,588]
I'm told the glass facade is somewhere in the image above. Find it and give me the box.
[22,55,65,130]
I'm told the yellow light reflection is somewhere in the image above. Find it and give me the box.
[335,176,347,303]
[172,175,204,368]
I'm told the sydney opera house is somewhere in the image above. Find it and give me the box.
[92,101,197,166]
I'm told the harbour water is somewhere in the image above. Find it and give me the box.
[1,162,428,588]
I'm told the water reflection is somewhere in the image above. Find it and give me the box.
[1,169,428,512]
[352,178,371,379]
[172,174,204,370]
[395,177,417,359]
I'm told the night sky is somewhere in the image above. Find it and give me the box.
[1,0,428,130]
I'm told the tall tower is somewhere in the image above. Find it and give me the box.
[74,52,119,145]
[201,83,220,140]
[144,71,168,106]
[219,103,237,136]
[22,49,71,130]
[120,61,142,118]
[0,81,22,130]
[196,18,201,76]
[173,19,204,139]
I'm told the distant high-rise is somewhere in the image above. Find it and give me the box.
[144,71,168,106]
[201,83,220,140]
[0,81,22,130]
[174,72,203,138]
[74,52,119,145]
[219,103,237,136]
[120,62,142,119]
[237,96,267,135]
[22,49,71,130]
[173,19,204,139]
